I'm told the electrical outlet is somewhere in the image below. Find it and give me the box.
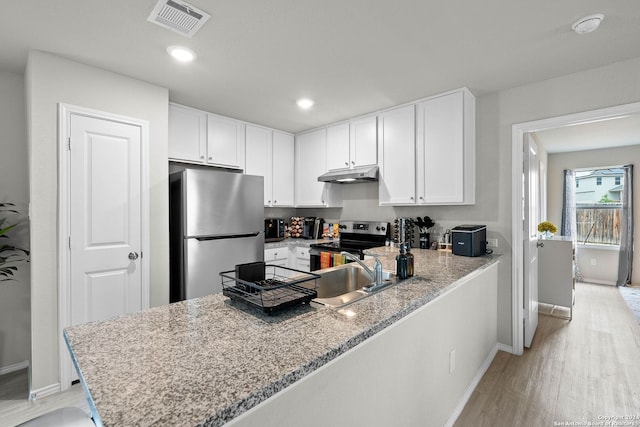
[449,349,456,374]
[487,238,498,248]
[591,258,597,266]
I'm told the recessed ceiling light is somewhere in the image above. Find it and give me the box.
[296,98,315,109]
[167,46,197,62]
[572,14,604,34]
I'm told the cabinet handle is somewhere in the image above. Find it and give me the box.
[200,155,204,160]
[345,162,349,166]
[208,156,212,161]
[410,196,414,200]
[419,196,424,200]
[273,200,277,204]
[267,200,271,204]
[351,161,355,165]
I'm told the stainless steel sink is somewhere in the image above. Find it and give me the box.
[300,263,397,308]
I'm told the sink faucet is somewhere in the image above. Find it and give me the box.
[340,251,384,289]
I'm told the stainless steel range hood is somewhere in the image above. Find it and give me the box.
[317,165,378,183]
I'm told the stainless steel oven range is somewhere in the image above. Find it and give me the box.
[309,220,389,271]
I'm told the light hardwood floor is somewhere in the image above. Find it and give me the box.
[455,282,640,426]
[2,282,638,426]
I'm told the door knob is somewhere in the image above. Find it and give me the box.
[536,242,544,248]
[128,252,139,260]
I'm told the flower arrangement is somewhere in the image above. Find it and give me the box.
[537,221,558,234]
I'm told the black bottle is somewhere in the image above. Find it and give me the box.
[406,243,414,277]
[396,244,408,280]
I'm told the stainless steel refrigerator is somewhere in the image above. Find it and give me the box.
[169,168,264,302]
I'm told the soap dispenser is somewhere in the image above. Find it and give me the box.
[396,244,408,280]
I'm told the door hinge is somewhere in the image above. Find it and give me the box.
[68,236,71,250]
[67,137,71,151]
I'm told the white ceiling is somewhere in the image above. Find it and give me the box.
[2,1,640,133]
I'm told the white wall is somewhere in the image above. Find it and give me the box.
[0,70,31,371]
[547,146,640,285]
[25,51,169,392]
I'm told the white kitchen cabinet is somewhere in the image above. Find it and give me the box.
[378,104,416,205]
[246,127,294,207]
[326,122,350,171]
[326,116,377,171]
[168,103,245,170]
[295,129,342,207]
[168,104,207,162]
[295,246,311,272]
[271,131,294,206]
[538,237,575,319]
[349,115,377,167]
[207,113,245,169]
[264,247,289,268]
[245,125,272,206]
[416,89,475,204]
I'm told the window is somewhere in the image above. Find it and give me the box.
[575,167,624,245]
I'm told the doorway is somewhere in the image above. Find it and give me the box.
[511,101,640,355]
[58,104,150,390]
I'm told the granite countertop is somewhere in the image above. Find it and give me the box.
[263,238,329,249]
[64,248,499,427]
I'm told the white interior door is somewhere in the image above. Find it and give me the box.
[69,114,144,327]
[523,134,539,347]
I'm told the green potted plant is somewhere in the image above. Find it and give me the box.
[0,202,30,281]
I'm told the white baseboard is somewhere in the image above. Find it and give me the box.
[581,277,616,286]
[444,344,499,427]
[497,342,514,353]
[30,383,61,401]
[0,359,29,375]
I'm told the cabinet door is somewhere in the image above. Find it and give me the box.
[272,131,294,206]
[418,91,466,204]
[326,123,350,171]
[245,125,272,206]
[207,114,245,169]
[295,129,328,206]
[168,104,206,162]
[378,105,416,205]
[350,115,377,167]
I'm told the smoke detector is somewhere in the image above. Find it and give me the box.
[148,0,211,38]
[572,14,604,35]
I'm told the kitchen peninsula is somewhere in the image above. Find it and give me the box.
[64,248,499,427]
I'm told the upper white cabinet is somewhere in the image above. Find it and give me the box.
[207,113,245,170]
[325,116,377,171]
[245,126,295,207]
[416,89,475,204]
[295,129,342,207]
[272,131,294,206]
[378,104,416,205]
[349,115,377,167]
[245,125,272,206]
[168,104,207,163]
[326,123,350,171]
[169,103,245,170]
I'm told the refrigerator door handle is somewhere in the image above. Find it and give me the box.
[194,232,261,241]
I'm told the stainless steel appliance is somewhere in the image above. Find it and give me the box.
[309,220,389,271]
[169,168,264,302]
[264,218,285,242]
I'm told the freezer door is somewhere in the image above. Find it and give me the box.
[184,234,264,299]
[183,169,264,237]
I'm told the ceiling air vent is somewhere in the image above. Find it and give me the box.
[147,0,211,38]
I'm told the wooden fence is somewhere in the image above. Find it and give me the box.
[576,203,621,245]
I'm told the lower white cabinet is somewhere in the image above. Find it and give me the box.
[538,237,575,319]
[264,247,289,267]
[294,246,311,272]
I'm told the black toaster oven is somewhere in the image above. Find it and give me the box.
[264,218,285,242]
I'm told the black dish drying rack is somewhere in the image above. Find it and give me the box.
[220,262,320,314]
